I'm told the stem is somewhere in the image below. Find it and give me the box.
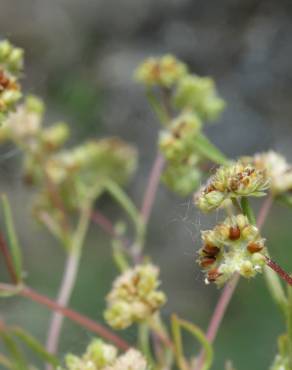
[195,195,272,370]
[45,204,91,364]
[0,232,18,284]
[0,283,130,351]
[265,258,292,286]
[140,153,165,225]
[287,285,292,366]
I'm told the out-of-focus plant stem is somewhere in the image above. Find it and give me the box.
[45,202,92,368]
[0,283,130,351]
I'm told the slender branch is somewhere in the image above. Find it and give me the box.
[0,232,18,284]
[257,193,273,230]
[0,283,130,351]
[90,210,117,237]
[195,195,273,370]
[140,153,165,225]
[45,204,91,364]
[265,257,292,285]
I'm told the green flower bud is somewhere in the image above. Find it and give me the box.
[104,264,166,329]
[174,74,225,122]
[159,112,202,162]
[41,122,69,151]
[134,54,187,88]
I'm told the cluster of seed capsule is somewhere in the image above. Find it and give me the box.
[0,40,23,121]
[197,215,266,286]
[195,161,270,212]
[104,264,166,330]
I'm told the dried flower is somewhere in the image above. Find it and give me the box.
[134,54,187,87]
[197,214,266,286]
[174,74,225,122]
[195,161,270,212]
[241,151,292,195]
[104,264,166,329]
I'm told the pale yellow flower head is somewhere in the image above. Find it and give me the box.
[134,54,187,87]
[197,214,266,286]
[195,161,270,212]
[241,151,292,195]
[104,264,166,329]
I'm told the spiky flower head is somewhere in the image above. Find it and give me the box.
[104,264,166,329]
[241,151,292,195]
[174,74,225,122]
[159,112,201,162]
[195,161,270,212]
[0,40,24,122]
[104,349,148,370]
[134,54,187,88]
[63,339,117,370]
[197,214,267,286]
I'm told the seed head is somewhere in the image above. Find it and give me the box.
[197,215,267,286]
[174,74,225,122]
[241,151,292,195]
[104,264,166,329]
[134,54,187,87]
[195,161,270,212]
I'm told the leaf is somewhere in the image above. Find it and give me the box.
[171,314,213,370]
[1,195,22,282]
[194,132,229,166]
[11,327,60,367]
[1,332,29,370]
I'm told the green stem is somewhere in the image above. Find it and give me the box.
[138,323,154,366]
[240,197,256,225]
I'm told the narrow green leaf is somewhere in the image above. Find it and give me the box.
[11,327,60,367]
[240,197,256,225]
[194,133,229,165]
[264,266,287,316]
[1,332,29,370]
[1,195,22,282]
[171,315,213,370]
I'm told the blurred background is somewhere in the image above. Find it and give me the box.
[1,0,292,369]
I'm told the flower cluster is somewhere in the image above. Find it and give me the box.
[195,161,270,212]
[174,74,225,122]
[134,54,187,88]
[159,112,203,195]
[0,40,24,122]
[197,214,267,286]
[135,54,226,197]
[241,151,292,195]
[61,339,148,370]
[0,95,137,219]
[104,263,166,329]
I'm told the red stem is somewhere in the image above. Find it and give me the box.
[140,153,165,225]
[0,232,18,284]
[265,257,292,285]
[0,284,130,351]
